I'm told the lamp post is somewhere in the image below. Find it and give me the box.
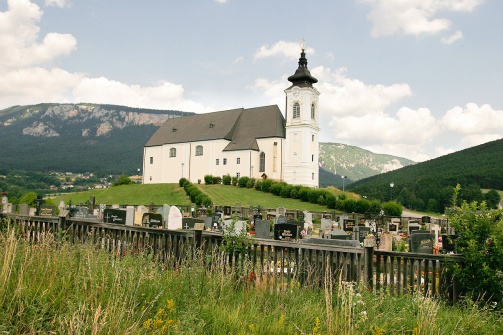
[390,182,394,201]
[251,165,254,178]
[181,162,185,179]
[341,175,347,192]
[137,168,141,184]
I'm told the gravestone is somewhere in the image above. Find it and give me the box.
[339,215,348,228]
[275,214,287,225]
[2,196,8,213]
[223,206,232,216]
[388,218,401,234]
[29,208,36,216]
[253,214,263,224]
[410,232,434,254]
[88,196,95,211]
[274,223,298,241]
[343,219,356,232]
[142,213,163,228]
[168,206,183,230]
[297,211,304,222]
[353,226,371,243]
[19,203,29,216]
[39,205,55,217]
[137,205,148,215]
[431,224,441,246]
[111,204,120,209]
[422,216,431,224]
[125,207,135,226]
[134,212,143,225]
[103,208,127,224]
[323,212,332,220]
[408,222,421,236]
[203,216,213,230]
[4,203,13,214]
[378,232,393,251]
[326,229,351,240]
[254,219,271,239]
[212,213,223,229]
[320,218,333,238]
[285,212,295,221]
[222,220,246,235]
[276,206,286,216]
[303,211,313,224]
[1,195,7,205]
[72,206,89,218]
[182,218,204,230]
[266,212,276,221]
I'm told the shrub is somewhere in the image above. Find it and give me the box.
[238,176,250,188]
[290,186,300,199]
[254,180,262,191]
[204,175,213,184]
[326,194,337,209]
[231,176,238,186]
[270,182,286,196]
[247,178,256,188]
[298,187,310,202]
[355,199,371,214]
[212,176,222,185]
[382,201,402,216]
[112,174,133,186]
[261,179,274,193]
[202,195,212,207]
[178,178,188,187]
[222,174,232,185]
[280,185,293,198]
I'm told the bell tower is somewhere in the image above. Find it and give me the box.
[283,44,320,187]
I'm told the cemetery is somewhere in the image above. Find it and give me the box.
[1,193,464,303]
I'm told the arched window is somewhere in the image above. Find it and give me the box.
[293,102,300,119]
[259,152,265,172]
[169,147,176,158]
[311,103,315,119]
[195,145,203,156]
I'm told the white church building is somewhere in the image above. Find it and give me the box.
[142,47,320,187]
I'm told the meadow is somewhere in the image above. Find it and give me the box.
[1,220,502,334]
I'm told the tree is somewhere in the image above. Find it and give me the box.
[485,189,501,209]
[18,191,38,207]
[112,174,133,186]
[382,201,402,217]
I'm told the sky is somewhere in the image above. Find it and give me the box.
[1,0,502,162]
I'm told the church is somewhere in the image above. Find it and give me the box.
[142,46,320,187]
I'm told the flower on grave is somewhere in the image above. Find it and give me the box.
[301,229,307,237]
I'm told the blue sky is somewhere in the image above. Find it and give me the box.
[1,0,502,162]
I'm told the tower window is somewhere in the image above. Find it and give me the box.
[237,157,240,164]
[311,103,315,119]
[312,134,314,142]
[293,102,300,119]
[195,145,203,156]
[259,152,265,172]
[312,154,314,162]
[312,173,315,180]
[223,158,227,165]
[169,148,176,158]
[216,159,219,165]
[150,157,153,164]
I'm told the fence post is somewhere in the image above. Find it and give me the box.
[364,235,376,291]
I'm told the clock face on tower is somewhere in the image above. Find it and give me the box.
[292,87,299,97]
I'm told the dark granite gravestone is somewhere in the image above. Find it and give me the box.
[204,216,213,230]
[212,214,222,229]
[343,219,356,232]
[299,237,360,248]
[353,226,371,243]
[285,212,295,221]
[422,216,431,223]
[182,218,204,229]
[254,219,271,239]
[275,214,287,225]
[223,206,232,216]
[274,223,299,241]
[72,206,89,218]
[19,203,29,215]
[142,213,163,228]
[103,208,127,224]
[410,232,434,254]
[297,211,305,222]
[253,214,263,224]
[39,205,55,217]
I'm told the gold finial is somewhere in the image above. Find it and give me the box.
[301,37,305,51]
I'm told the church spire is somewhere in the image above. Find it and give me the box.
[287,41,318,87]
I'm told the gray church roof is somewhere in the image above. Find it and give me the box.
[145,105,285,151]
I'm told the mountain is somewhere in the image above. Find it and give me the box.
[318,143,415,188]
[0,103,414,181]
[0,103,193,175]
[348,138,503,209]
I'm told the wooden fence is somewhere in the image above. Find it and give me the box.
[1,213,463,303]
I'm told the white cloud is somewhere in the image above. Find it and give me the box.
[363,0,484,37]
[214,0,228,3]
[45,0,67,7]
[254,40,315,61]
[441,30,463,44]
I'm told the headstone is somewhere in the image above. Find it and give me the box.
[254,219,271,239]
[142,213,163,228]
[212,213,223,229]
[103,208,127,224]
[19,203,29,215]
[378,232,393,251]
[134,212,143,225]
[161,204,170,224]
[223,206,232,216]
[4,203,13,214]
[323,212,332,220]
[303,211,313,224]
[276,206,286,216]
[72,206,89,218]
[274,223,298,241]
[410,233,434,254]
[125,207,135,226]
[320,218,333,238]
[194,222,205,231]
[136,205,148,214]
[28,207,36,216]
[327,229,351,240]
[203,216,213,230]
[266,212,276,221]
[168,206,183,230]
[111,204,120,209]
[353,226,371,243]
[275,214,287,225]
[1,195,7,205]
[343,219,356,232]
[297,211,304,221]
[431,224,441,246]
[182,218,204,230]
[408,222,421,236]
[39,205,55,217]
[422,216,431,223]
[285,212,295,221]
[253,214,263,224]
[88,196,95,211]
[388,218,401,234]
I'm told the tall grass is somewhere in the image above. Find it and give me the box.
[1,220,502,334]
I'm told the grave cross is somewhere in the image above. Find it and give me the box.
[184,223,189,229]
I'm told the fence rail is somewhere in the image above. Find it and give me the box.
[1,213,463,303]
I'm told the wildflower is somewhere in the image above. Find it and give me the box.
[248,324,255,332]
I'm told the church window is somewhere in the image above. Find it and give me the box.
[223,158,227,165]
[293,102,300,119]
[195,145,203,156]
[150,157,153,164]
[237,172,240,178]
[312,173,315,180]
[216,159,219,165]
[311,103,315,119]
[259,152,265,172]
[169,148,176,158]
[312,134,314,142]
[312,154,314,162]
[237,157,240,164]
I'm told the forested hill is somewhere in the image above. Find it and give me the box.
[0,103,193,175]
[348,138,503,211]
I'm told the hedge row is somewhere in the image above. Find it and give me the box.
[179,178,212,207]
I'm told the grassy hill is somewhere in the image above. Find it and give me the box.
[52,183,342,212]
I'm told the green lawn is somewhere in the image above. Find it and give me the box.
[50,183,332,211]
